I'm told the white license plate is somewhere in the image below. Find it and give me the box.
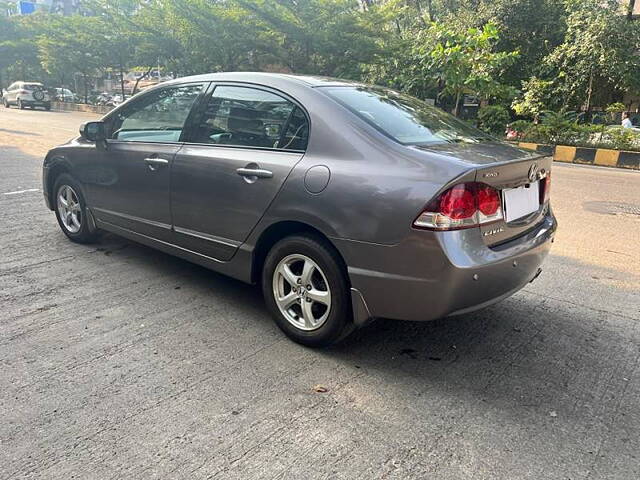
[503,181,540,222]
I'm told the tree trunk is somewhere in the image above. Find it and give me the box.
[119,64,126,101]
[425,0,434,21]
[83,74,88,104]
[132,66,153,95]
[414,0,428,26]
[585,70,594,120]
[453,90,462,117]
[627,0,636,20]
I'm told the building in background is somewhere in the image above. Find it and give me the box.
[13,0,78,15]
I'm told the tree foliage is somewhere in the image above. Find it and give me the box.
[415,22,518,115]
[1,0,638,119]
[514,0,640,115]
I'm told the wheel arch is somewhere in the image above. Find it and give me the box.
[250,220,349,286]
[45,158,72,210]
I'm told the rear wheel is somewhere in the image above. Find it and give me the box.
[53,174,98,244]
[2,98,9,108]
[262,234,354,347]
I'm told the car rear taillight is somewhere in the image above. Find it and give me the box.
[413,182,503,231]
[540,173,551,204]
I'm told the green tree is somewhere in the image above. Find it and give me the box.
[0,15,43,90]
[37,16,110,102]
[520,0,640,113]
[512,77,559,120]
[413,22,518,116]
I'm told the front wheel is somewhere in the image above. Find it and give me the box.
[53,174,99,244]
[2,98,9,108]
[262,234,354,347]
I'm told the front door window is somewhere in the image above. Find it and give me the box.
[107,84,203,143]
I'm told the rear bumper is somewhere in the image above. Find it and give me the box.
[22,100,50,106]
[336,210,557,322]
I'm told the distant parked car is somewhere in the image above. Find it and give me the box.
[2,81,52,110]
[54,88,78,103]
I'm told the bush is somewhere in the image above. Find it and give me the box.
[509,110,640,152]
[595,127,640,151]
[509,120,533,134]
[478,105,510,135]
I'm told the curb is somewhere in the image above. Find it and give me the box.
[517,142,640,170]
[51,101,112,115]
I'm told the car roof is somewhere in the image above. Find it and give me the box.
[168,72,364,89]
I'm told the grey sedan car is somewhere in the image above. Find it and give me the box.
[43,72,556,346]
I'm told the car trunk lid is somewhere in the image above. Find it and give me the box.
[414,141,552,246]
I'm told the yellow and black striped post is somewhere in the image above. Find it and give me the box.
[517,143,640,170]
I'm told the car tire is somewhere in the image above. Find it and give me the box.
[2,98,8,108]
[53,174,99,244]
[262,234,354,347]
[17,99,24,110]
[44,104,51,111]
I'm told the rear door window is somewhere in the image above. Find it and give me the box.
[188,85,308,151]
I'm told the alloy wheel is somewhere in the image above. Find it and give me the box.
[57,185,82,233]
[272,254,332,331]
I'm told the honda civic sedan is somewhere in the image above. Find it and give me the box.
[42,72,556,346]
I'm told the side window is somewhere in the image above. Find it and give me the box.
[107,84,203,143]
[280,107,309,151]
[190,85,308,151]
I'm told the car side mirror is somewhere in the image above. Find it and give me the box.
[80,121,106,142]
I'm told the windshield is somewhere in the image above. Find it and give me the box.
[24,83,43,91]
[319,86,492,146]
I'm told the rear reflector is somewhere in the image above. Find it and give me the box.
[414,182,503,231]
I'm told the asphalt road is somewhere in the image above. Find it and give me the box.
[1,107,640,480]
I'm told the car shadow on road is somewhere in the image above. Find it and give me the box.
[0,128,40,136]
[49,230,640,467]
[96,231,640,401]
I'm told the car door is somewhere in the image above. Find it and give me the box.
[6,83,17,103]
[171,84,309,261]
[87,82,205,241]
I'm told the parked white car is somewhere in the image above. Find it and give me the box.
[2,81,52,110]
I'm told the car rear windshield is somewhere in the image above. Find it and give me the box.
[319,86,491,146]
[24,83,43,91]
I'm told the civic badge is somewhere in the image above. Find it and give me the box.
[528,163,538,183]
[483,171,499,178]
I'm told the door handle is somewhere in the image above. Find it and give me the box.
[144,157,169,171]
[236,167,273,179]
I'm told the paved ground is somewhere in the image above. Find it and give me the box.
[1,107,639,480]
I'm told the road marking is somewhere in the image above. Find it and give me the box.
[4,188,40,195]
